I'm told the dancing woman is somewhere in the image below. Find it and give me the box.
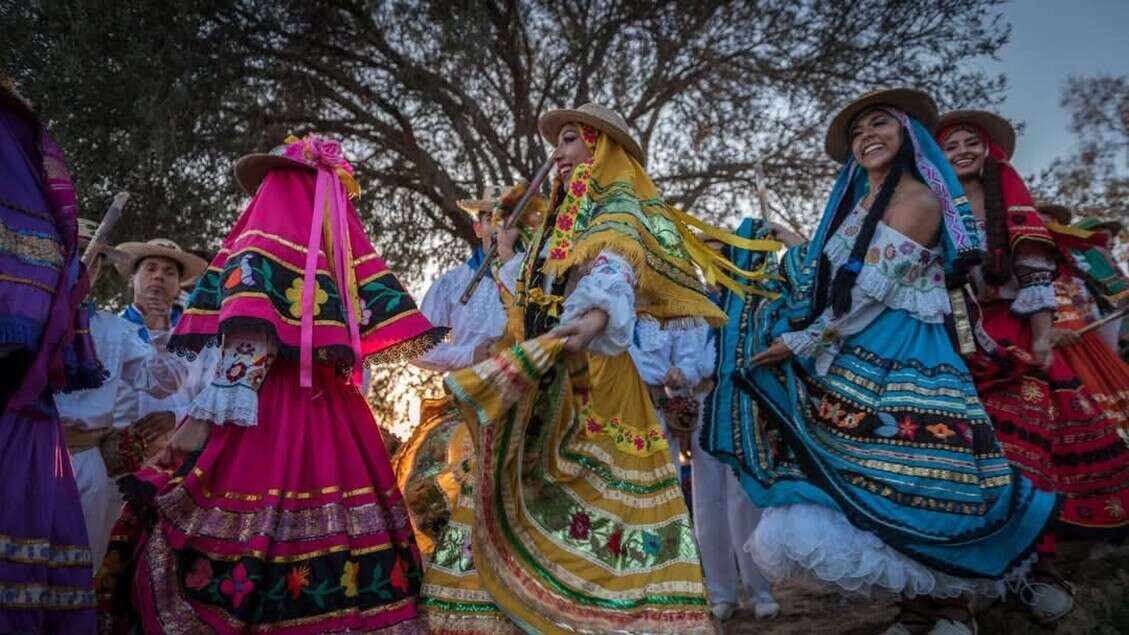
[937,112,1129,622]
[708,89,1058,635]
[420,103,764,634]
[97,135,443,633]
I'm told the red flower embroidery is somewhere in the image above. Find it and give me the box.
[550,248,567,260]
[556,215,574,231]
[569,512,592,540]
[633,436,645,450]
[219,563,255,608]
[285,564,310,600]
[581,126,599,146]
[607,530,623,556]
[570,180,588,197]
[586,418,602,433]
[390,557,410,594]
[926,423,956,440]
[225,361,248,383]
[185,558,213,591]
[896,416,917,440]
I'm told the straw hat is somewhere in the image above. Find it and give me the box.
[1036,203,1073,225]
[825,88,939,163]
[539,102,646,165]
[1074,216,1125,236]
[233,135,360,196]
[457,183,508,216]
[937,110,1017,159]
[115,238,207,282]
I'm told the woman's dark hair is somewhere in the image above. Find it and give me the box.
[979,156,1011,285]
[811,133,917,319]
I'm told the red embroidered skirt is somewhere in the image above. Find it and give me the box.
[969,301,1129,539]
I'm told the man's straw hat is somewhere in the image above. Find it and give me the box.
[115,238,207,282]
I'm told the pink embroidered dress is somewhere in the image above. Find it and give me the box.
[96,136,442,634]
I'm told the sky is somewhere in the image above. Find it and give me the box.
[987,0,1129,175]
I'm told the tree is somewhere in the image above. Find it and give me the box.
[1028,75,1129,227]
[1,0,1013,426]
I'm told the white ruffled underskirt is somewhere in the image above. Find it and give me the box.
[746,504,1035,599]
[186,383,259,427]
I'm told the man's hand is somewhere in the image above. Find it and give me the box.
[142,289,172,331]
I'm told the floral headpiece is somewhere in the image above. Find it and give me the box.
[273,134,362,199]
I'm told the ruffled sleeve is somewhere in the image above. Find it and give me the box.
[559,250,638,357]
[782,222,950,375]
[186,330,277,427]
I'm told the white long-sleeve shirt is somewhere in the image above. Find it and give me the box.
[629,318,708,387]
[56,310,190,430]
[413,262,508,373]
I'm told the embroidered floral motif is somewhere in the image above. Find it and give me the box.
[958,423,974,442]
[185,558,213,591]
[390,557,410,594]
[582,413,669,457]
[1106,497,1125,519]
[284,278,329,318]
[884,244,897,260]
[340,560,359,598]
[1020,380,1042,404]
[897,415,918,440]
[285,564,311,600]
[607,529,624,557]
[641,532,663,556]
[569,512,592,540]
[225,361,248,383]
[546,162,595,265]
[220,563,255,608]
[866,246,881,265]
[927,423,956,440]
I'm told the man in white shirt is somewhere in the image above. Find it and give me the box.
[56,223,194,570]
[627,318,702,468]
[115,239,219,422]
[413,185,513,373]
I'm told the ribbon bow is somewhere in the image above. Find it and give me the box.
[296,137,363,389]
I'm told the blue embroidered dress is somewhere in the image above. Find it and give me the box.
[704,113,1058,598]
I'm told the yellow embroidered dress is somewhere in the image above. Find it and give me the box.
[420,123,730,634]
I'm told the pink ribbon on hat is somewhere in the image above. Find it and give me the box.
[297,138,364,388]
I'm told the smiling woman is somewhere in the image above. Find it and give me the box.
[709,88,1059,635]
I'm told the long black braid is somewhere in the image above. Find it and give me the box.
[979,156,1011,285]
[819,135,917,318]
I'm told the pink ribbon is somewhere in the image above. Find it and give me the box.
[299,168,363,388]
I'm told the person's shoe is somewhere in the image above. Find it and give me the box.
[1016,574,1075,624]
[710,602,737,621]
[752,591,780,619]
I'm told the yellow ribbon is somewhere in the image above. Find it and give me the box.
[527,287,565,318]
[666,207,784,299]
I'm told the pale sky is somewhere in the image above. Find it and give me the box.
[987,0,1129,175]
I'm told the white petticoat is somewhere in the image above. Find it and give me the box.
[747,504,1034,599]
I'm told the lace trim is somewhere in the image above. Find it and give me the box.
[187,383,259,427]
[825,222,949,323]
[1010,284,1056,316]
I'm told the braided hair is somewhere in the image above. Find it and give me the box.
[978,156,1011,285]
[816,135,917,318]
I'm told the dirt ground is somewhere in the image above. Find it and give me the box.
[723,545,1129,635]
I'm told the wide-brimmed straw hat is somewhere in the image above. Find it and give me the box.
[457,183,508,216]
[539,102,646,166]
[233,135,360,197]
[1036,203,1073,225]
[937,110,1017,159]
[825,88,939,163]
[1074,216,1125,236]
[115,238,207,282]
